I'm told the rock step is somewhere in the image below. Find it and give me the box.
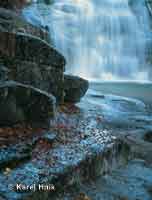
[48,133,152,200]
[1,59,64,103]
[0,31,65,70]
[0,136,130,200]
[0,61,89,103]
[0,81,56,127]
[0,132,57,170]
[57,159,152,200]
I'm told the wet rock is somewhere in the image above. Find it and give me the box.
[0,131,56,170]
[0,144,32,170]
[143,130,152,143]
[0,7,50,42]
[37,0,53,5]
[124,136,152,163]
[0,31,65,69]
[70,159,152,200]
[0,0,31,10]
[0,8,66,103]
[64,75,89,103]
[0,63,10,81]
[0,31,65,102]
[2,59,64,102]
[0,81,56,127]
[0,98,130,200]
[35,132,57,144]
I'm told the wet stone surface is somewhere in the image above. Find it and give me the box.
[0,91,152,200]
[54,159,152,200]
[0,102,125,200]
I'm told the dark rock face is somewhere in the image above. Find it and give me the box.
[143,130,152,142]
[0,30,65,102]
[0,81,55,127]
[64,75,89,103]
[0,31,65,69]
[0,63,10,81]
[6,60,64,102]
[0,0,30,10]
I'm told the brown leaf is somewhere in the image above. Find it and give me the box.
[75,193,91,200]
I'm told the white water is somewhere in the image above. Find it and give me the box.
[22,0,152,104]
[23,0,151,80]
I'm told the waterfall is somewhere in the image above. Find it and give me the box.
[23,0,151,81]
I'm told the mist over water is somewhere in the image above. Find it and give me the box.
[23,0,151,81]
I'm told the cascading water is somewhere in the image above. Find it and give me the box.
[23,0,152,120]
[23,0,151,81]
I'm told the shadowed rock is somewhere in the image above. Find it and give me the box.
[0,0,31,10]
[0,30,65,102]
[0,81,56,127]
[0,31,65,69]
[0,59,64,102]
[64,75,89,103]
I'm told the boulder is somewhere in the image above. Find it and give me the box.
[0,81,56,127]
[64,75,89,103]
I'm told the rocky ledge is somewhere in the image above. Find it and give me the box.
[0,81,55,127]
[0,5,88,127]
[0,99,152,200]
[0,103,129,200]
